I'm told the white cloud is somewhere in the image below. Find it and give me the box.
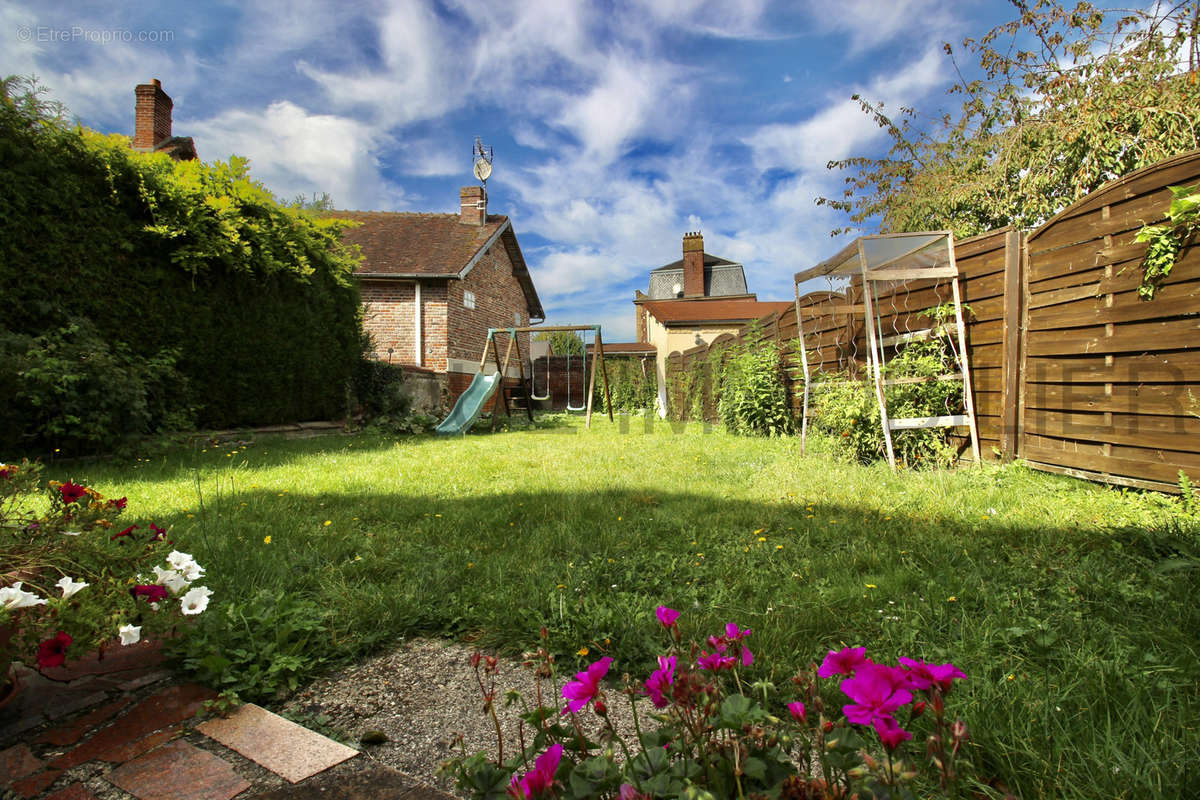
[806,0,961,54]
[189,101,403,210]
[743,45,947,172]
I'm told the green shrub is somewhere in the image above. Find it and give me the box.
[809,306,966,468]
[717,329,794,437]
[0,320,192,453]
[168,590,330,702]
[0,76,363,453]
[594,357,657,414]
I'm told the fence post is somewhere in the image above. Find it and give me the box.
[999,228,1024,461]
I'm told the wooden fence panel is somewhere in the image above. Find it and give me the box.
[1018,149,1200,492]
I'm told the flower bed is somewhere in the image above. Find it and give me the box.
[1,459,211,693]
[446,605,971,799]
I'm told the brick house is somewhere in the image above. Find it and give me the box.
[626,232,791,414]
[336,186,544,404]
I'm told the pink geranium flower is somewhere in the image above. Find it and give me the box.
[872,716,913,750]
[840,662,913,727]
[898,657,967,692]
[562,657,612,714]
[655,606,680,627]
[817,646,869,678]
[787,701,806,722]
[510,743,562,797]
[697,648,736,671]
[644,655,676,708]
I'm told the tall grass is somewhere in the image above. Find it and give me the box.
[70,415,1198,799]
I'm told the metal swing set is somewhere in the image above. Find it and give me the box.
[793,231,981,470]
[480,324,614,428]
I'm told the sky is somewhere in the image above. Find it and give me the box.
[2,0,1028,341]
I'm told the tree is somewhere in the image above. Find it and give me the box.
[535,330,585,355]
[819,1,1200,237]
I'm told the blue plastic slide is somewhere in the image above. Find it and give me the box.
[435,371,502,435]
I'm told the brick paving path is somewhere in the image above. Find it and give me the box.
[0,645,454,800]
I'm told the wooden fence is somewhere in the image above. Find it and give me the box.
[664,149,1200,492]
[1018,150,1200,492]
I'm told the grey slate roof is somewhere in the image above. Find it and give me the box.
[647,255,748,299]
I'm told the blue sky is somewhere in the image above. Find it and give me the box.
[3,0,1025,341]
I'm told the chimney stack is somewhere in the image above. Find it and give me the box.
[133,79,173,151]
[682,231,705,297]
[459,186,487,225]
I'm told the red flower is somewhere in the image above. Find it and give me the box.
[59,482,87,504]
[148,523,168,541]
[133,584,169,603]
[37,631,73,669]
[112,524,139,541]
[109,496,128,510]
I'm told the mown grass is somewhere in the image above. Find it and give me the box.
[70,414,1198,799]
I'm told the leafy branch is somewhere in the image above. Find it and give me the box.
[1134,183,1200,300]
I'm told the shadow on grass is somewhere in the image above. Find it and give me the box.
[133,477,1200,800]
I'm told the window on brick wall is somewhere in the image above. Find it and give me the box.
[464,290,475,310]
[513,311,521,326]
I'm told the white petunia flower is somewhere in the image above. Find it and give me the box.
[180,585,213,615]
[1,582,47,610]
[56,576,89,599]
[118,623,142,646]
[166,551,205,582]
[153,565,190,595]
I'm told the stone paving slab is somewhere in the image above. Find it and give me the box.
[49,683,215,771]
[107,739,250,800]
[37,697,131,746]
[38,641,164,682]
[0,743,44,786]
[43,784,101,800]
[10,767,62,798]
[251,763,454,800]
[198,703,358,783]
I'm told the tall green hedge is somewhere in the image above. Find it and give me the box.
[0,78,363,453]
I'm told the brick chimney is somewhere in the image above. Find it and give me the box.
[133,79,173,151]
[682,231,705,297]
[460,186,487,225]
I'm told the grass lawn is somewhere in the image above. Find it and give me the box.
[70,413,1197,799]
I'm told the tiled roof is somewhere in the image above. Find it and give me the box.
[332,211,509,276]
[643,299,792,325]
[588,342,657,354]
[331,210,543,319]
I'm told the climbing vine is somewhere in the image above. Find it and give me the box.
[1134,183,1200,300]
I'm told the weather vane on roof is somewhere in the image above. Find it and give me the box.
[472,136,493,186]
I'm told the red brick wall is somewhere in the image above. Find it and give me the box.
[447,241,530,373]
[360,279,449,371]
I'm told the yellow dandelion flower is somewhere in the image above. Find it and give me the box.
[323,520,332,526]
[264,535,272,544]
[556,584,566,589]
[1007,673,1015,681]
[753,528,765,535]
[618,516,623,521]
[757,536,767,542]
[435,514,442,518]
[775,544,783,550]
[468,562,474,569]
[744,546,750,552]
[865,584,876,589]
[577,646,589,656]
[947,596,958,602]
[806,514,814,519]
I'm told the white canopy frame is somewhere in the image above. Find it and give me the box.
[793,231,981,469]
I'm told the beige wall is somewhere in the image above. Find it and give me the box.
[643,308,746,415]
